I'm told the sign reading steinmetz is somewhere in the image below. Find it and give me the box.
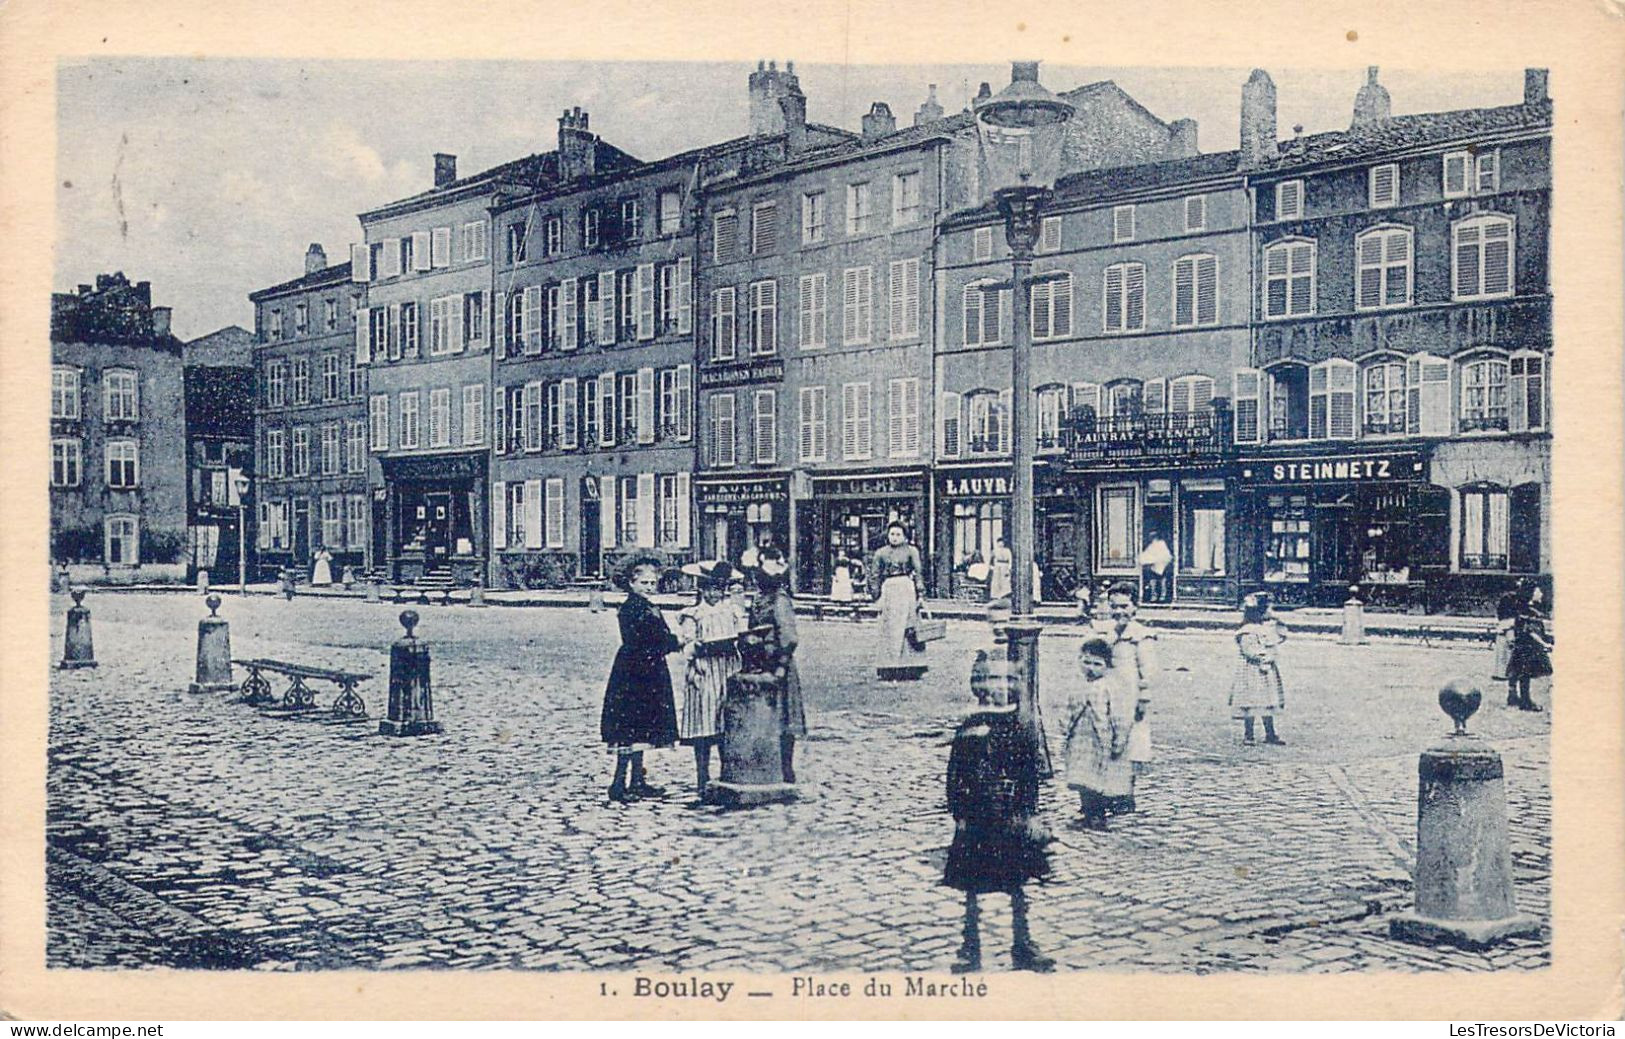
[1244,452,1425,485]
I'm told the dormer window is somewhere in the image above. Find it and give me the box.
[1275,180,1304,220]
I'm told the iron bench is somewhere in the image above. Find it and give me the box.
[234,658,374,719]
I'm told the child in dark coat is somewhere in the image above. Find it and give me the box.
[601,552,681,802]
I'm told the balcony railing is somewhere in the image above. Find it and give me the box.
[1067,404,1234,464]
[1364,417,1407,436]
[1460,414,1509,433]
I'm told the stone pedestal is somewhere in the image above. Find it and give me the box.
[706,672,797,807]
[341,566,356,589]
[468,585,487,608]
[59,587,97,670]
[188,595,235,693]
[1390,740,1540,949]
[380,610,442,736]
[1340,589,1368,645]
[1005,618,1053,778]
[365,579,381,603]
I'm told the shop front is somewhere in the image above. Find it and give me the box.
[1426,438,1549,614]
[934,462,1078,602]
[694,472,791,571]
[380,451,488,587]
[1235,449,1444,610]
[797,469,928,596]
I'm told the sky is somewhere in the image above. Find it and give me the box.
[55,58,1528,341]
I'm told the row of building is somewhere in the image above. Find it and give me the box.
[54,63,1550,613]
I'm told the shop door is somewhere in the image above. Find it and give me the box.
[424,492,453,565]
[1040,513,1076,602]
[1314,501,1357,604]
[580,479,601,577]
[371,494,387,574]
[292,499,310,563]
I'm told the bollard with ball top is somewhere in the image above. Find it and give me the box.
[280,568,296,601]
[341,566,356,590]
[59,587,97,670]
[365,578,381,604]
[1340,585,1367,645]
[589,581,605,614]
[468,582,487,608]
[1389,679,1541,950]
[188,594,235,694]
[380,610,442,737]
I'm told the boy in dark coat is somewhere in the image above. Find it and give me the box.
[943,652,1054,973]
[601,552,681,802]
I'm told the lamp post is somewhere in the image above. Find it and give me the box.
[231,469,250,596]
[975,62,1075,764]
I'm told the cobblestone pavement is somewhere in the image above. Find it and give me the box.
[45,592,1550,973]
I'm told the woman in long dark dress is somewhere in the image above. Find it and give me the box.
[1506,585,1552,713]
[601,552,681,802]
[745,547,807,783]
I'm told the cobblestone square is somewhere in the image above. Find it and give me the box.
[47,591,1550,973]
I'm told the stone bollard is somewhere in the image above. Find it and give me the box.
[1390,680,1540,950]
[589,583,605,613]
[1340,585,1367,645]
[468,584,487,608]
[196,569,211,594]
[58,587,98,670]
[705,672,798,807]
[280,569,296,600]
[365,578,381,604]
[380,610,442,737]
[188,594,235,693]
[341,566,356,590]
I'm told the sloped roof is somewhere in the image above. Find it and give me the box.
[360,141,643,221]
[248,261,355,302]
[1254,99,1551,173]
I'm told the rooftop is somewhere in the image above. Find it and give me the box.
[1255,98,1552,173]
[248,261,354,302]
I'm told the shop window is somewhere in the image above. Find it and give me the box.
[1460,356,1510,432]
[1266,365,1309,441]
[1362,360,1407,436]
[1261,494,1311,585]
[952,501,1005,569]
[1359,488,1418,584]
[1509,483,1541,573]
[1460,484,1510,571]
[1096,486,1139,570]
[1179,488,1226,576]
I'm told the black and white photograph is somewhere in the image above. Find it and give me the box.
[5,0,1623,1025]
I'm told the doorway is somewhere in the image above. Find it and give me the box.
[424,492,453,564]
[292,498,310,564]
[580,478,602,577]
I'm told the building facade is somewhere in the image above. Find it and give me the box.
[183,325,257,583]
[937,151,1252,604]
[50,273,188,576]
[1237,68,1552,611]
[249,246,368,580]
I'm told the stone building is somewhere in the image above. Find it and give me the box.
[183,325,257,582]
[1237,67,1552,612]
[50,273,188,578]
[248,245,367,580]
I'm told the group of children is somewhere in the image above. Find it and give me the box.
[599,548,803,803]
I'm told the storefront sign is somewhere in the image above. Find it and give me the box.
[694,479,788,505]
[380,451,486,483]
[814,474,924,498]
[1242,452,1424,485]
[941,474,1010,498]
[699,360,785,388]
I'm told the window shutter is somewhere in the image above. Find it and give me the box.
[1145,378,1167,414]
[636,263,655,340]
[545,478,565,549]
[598,271,616,344]
[1233,369,1261,443]
[560,377,579,448]
[903,378,920,456]
[351,243,372,282]
[998,389,1012,453]
[888,261,906,339]
[560,278,578,350]
[1030,279,1052,340]
[1104,266,1124,330]
[1358,233,1383,309]
[519,287,538,354]
[1509,355,1530,433]
[1443,153,1469,196]
[675,472,691,548]
[1328,362,1356,439]
[1039,216,1061,253]
[888,379,904,456]
[523,479,543,548]
[1173,259,1194,326]
[798,274,816,347]
[1455,223,1481,298]
[636,473,656,547]
[1483,220,1512,296]
[355,308,371,365]
[941,390,961,457]
[754,389,777,463]
[1169,378,1191,415]
[841,384,858,459]
[1370,165,1397,207]
[450,297,465,354]
[675,255,693,335]
[963,285,983,345]
[495,296,508,360]
[492,481,507,550]
[1126,264,1145,330]
[596,373,616,447]
[1195,257,1216,325]
[599,474,618,548]
[799,388,816,461]
[1052,274,1072,336]
[634,367,655,444]
[1408,355,1450,436]
[412,231,431,271]
[493,388,507,453]
[431,227,451,267]
[857,383,873,458]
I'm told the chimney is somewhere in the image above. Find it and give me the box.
[434,153,457,187]
[1167,118,1199,158]
[914,83,944,127]
[558,107,597,181]
[748,59,808,146]
[975,81,993,104]
[1524,68,1548,105]
[1351,66,1392,129]
[304,243,327,275]
[862,101,896,140]
[151,306,172,339]
[1239,69,1279,169]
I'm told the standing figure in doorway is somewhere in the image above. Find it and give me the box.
[310,546,334,587]
[746,547,806,782]
[988,538,1014,603]
[870,522,928,681]
[675,560,746,799]
[830,551,856,609]
[1506,584,1552,712]
[600,552,681,802]
[1229,592,1288,745]
[1137,531,1173,605]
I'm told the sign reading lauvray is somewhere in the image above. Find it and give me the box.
[941,474,1011,497]
[699,360,785,388]
[1242,452,1425,485]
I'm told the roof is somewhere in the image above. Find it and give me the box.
[943,149,1242,228]
[360,141,644,221]
[248,261,355,302]
[1253,99,1552,174]
[491,133,768,214]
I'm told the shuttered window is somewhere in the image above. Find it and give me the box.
[710,393,736,467]
[1263,239,1316,318]
[1232,369,1261,444]
[749,280,778,355]
[1453,215,1514,300]
[798,385,827,462]
[963,282,1004,346]
[1112,205,1135,242]
[888,258,920,339]
[973,226,994,262]
[1038,216,1062,253]
[1363,361,1407,436]
[841,382,872,460]
[842,266,873,345]
[713,210,739,262]
[712,287,736,361]
[1356,227,1413,310]
[1405,354,1452,436]
[1031,273,1073,339]
[751,200,778,254]
[1103,262,1146,332]
[888,378,920,458]
[1171,255,1218,327]
[939,391,962,458]
[1275,180,1303,219]
[753,389,777,464]
[1308,360,1357,440]
[798,273,827,348]
[1509,351,1546,433]
[1184,195,1206,232]
[1368,164,1399,208]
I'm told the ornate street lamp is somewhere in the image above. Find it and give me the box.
[975,61,1075,762]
